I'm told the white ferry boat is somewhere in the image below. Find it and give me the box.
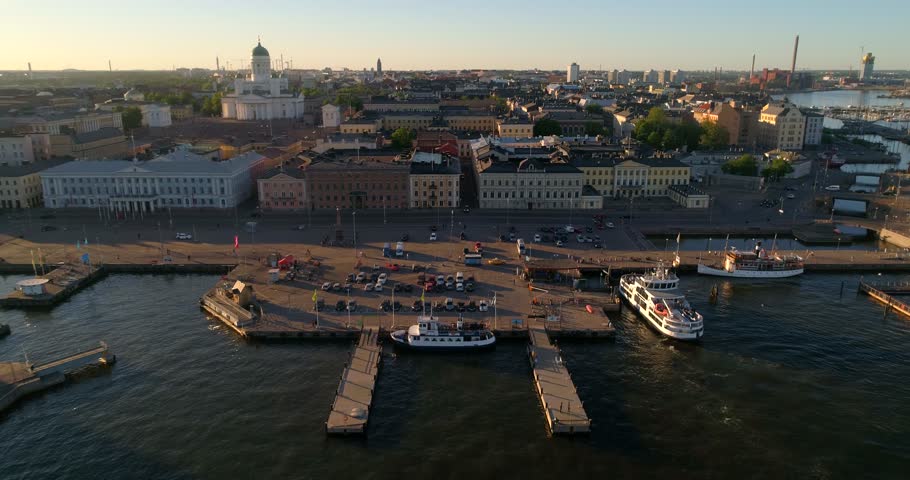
[619,264,704,341]
[697,244,803,278]
[390,315,496,350]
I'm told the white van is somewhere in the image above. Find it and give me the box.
[455,271,464,283]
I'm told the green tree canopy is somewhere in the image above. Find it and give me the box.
[390,128,415,149]
[533,118,562,136]
[200,93,222,116]
[493,97,509,114]
[633,107,702,151]
[585,103,603,115]
[699,120,730,149]
[721,154,759,176]
[762,158,794,180]
[584,121,605,136]
[119,106,142,131]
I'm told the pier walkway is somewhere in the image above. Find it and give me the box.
[1,342,114,413]
[859,281,910,318]
[325,328,382,435]
[527,324,591,435]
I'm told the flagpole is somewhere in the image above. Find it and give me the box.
[493,292,497,331]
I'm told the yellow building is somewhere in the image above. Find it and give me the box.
[444,113,496,133]
[409,153,461,209]
[572,157,691,198]
[0,159,69,209]
[382,113,434,131]
[340,117,381,134]
[496,118,534,137]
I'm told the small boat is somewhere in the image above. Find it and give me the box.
[390,315,496,350]
[698,243,804,278]
[619,263,704,341]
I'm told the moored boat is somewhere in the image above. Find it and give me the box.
[390,315,495,350]
[698,244,804,278]
[619,264,704,341]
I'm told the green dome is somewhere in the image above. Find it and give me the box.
[252,42,270,57]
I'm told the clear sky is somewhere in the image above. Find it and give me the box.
[2,0,908,71]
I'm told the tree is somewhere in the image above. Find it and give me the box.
[533,118,562,136]
[201,93,222,116]
[699,120,730,150]
[493,97,509,115]
[762,158,794,181]
[584,121,605,136]
[585,103,603,115]
[390,128,415,149]
[721,154,759,176]
[633,106,703,151]
[119,106,142,131]
[300,87,322,97]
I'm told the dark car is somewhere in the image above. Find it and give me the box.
[460,232,466,240]
[593,242,602,249]
[467,301,477,312]
[499,235,508,242]
[463,207,470,214]
[335,300,346,311]
[412,300,422,312]
[401,233,410,241]
[465,282,475,292]
[370,273,380,282]
[393,301,402,312]
[430,225,438,231]
[380,300,391,312]
[404,284,414,293]
[456,302,466,312]
[315,299,325,312]
[393,283,402,292]
[346,273,355,282]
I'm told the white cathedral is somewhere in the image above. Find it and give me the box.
[221,40,305,120]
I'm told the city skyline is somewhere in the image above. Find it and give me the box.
[1,0,909,72]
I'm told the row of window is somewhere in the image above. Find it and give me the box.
[482,179,582,187]
[482,190,581,199]
[51,177,225,185]
[311,182,406,191]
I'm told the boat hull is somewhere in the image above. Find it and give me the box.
[697,264,804,278]
[618,280,703,341]
[389,330,496,351]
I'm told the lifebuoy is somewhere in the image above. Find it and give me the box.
[654,303,668,316]
[585,304,594,314]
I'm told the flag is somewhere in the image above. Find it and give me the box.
[234,235,239,249]
[420,289,425,303]
[312,288,318,303]
[492,292,497,305]
[676,233,681,244]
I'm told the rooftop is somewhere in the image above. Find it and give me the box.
[0,158,72,177]
[40,151,264,176]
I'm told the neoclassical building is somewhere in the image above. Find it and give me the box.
[221,41,305,120]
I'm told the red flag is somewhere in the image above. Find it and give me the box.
[234,235,239,249]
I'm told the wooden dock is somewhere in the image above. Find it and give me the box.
[527,324,591,435]
[325,328,382,435]
[858,281,910,318]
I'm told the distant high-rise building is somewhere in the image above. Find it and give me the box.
[608,69,618,83]
[670,69,686,84]
[657,70,671,84]
[567,62,580,83]
[642,69,657,83]
[860,53,875,82]
[377,58,382,76]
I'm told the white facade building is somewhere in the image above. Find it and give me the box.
[40,151,264,212]
[140,104,172,128]
[474,158,586,210]
[804,113,823,146]
[0,135,36,166]
[322,103,341,128]
[567,63,580,83]
[221,41,305,121]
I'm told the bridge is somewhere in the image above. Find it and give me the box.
[31,342,115,375]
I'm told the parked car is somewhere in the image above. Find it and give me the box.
[343,283,353,291]
[478,300,489,312]
[393,301,402,312]
[314,299,325,312]
[786,193,796,199]
[467,301,477,312]
[556,240,564,247]
[176,232,192,240]
[436,275,446,284]
[356,272,366,283]
[445,280,455,290]
[321,282,332,291]
[487,258,505,265]
[456,282,464,292]
[401,233,410,241]
[465,282,475,292]
[430,232,437,241]
[412,300,422,312]
[403,284,414,293]
[606,222,615,229]
[346,273,356,282]
[393,283,402,292]
[347,300,357,312]
[380,300,391,312]
[374,283,384,292]
[456,302,466,312]
[332,282,341,291]
[445,298,455,311]
[533,234,542,242]
[387,263,400,271]
[335,300,346,312]
[364,283,375,292]
[825,185,841,191]
[377,273,388,285]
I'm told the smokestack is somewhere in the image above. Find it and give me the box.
[108,60,112,72]
[216,56,220,71]
[27,62,32,79]
[750,54,755,80]
[788,34,799,87]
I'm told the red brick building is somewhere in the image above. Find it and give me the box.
[305,159,409,210]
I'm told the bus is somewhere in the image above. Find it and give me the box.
[516,239,526,256]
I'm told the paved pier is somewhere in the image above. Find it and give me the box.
[325,328,382,435]
[527,324,591,434]
[1,342,114,413]
[859,281,910,318]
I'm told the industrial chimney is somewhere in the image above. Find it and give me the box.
[788,35,799,88]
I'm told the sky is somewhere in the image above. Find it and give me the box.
[2,0,909,72]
